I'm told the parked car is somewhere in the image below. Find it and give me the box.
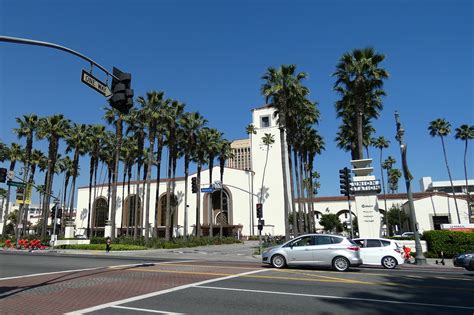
[353,238,404,269]
[74,234,87,239]
[262,234,362,272]
[453,251,474,271]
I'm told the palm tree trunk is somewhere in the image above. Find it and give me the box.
[293,150,302,234]
[154,139,163,237]
[196,164,202,236]
[133,164,141,239]
[165,147,172,241]
[463,140,471,221]
[87,156,94,238]
[441,137,460,223]
[208,158,214,237]
[110,116,123,240]
[298,155,307,233]
[288,145,298,236]
[126,164,132,236]
[145,135,155,241]
[184,156,190,237]
[120,162,127,236]
[279,128,290,240]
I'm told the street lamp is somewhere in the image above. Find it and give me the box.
[395,111,427,265]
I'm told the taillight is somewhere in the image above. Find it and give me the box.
[348,246,360,251]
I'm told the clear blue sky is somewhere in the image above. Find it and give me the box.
[0,0,473,203]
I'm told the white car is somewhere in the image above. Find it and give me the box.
[353,238,404,269]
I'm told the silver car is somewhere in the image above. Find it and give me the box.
[262,234,362,272]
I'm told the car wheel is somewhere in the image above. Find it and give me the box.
[332,256,350,272]
[271,254,287,269]
[381,256,397,269]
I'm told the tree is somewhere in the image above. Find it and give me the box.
[429,118,460,223]
[455,124,474,218]
[260,133,275,205]
[137,91,166,240]
[388,168,402,193]
[261,64,309,240]
[65,123,89,222]
[333,47,388,160]
[372,136,390,231]
[180,111,207,236]
[14,114,39,180]
[318,213,343,233]
[382,156,396,192]
[217,139,233,237]
[194,127,209,236]
[387,205,407,236]
[36,114,71,239]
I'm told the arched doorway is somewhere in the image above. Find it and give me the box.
[156,193,178,237]
[203,188,235,236]
[92,197,108,236]
[121,194,142,236]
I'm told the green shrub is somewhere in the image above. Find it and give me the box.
[56,244,147,251]
[423,230,474,258]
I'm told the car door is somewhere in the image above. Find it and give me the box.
[362,239,384,264]
[312,235,334,265]
[285,236,314,265]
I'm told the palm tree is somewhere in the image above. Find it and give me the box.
[36,114,71,239]
[86,124,105,238]
[261,64,309,240]
[137,91,166,241]
[455,124,474,220]
[194,127,209,236]
[382,156,396,192]
[124,108,147,239]
[104,107,125,240]
[260,133,275,204]
[333,47,388,160]
[246,124,257,170]
[162,100,185,240]
[371,136,390,234]
[204,128,222,237]
[14,114,39,180]
[429,118,460,223]
[180,111,207,236]
[65,123,89,222]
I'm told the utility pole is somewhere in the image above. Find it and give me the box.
[395,111,427,265]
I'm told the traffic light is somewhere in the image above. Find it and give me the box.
[339,167,351,196]
[110,67,133,114]
[191,177,197,194]
[0,168,6,183]
[256,203,263,218]
[50,204,57,220]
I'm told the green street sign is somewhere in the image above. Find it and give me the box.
[7,180,26,188]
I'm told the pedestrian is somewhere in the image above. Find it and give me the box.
[106,237,111,253]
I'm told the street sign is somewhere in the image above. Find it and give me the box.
[7,180,26,188]
[81,70,112,97]
[201,187,215,193]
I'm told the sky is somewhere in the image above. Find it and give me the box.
[0,0,473,204]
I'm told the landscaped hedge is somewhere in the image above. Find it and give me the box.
[423,230,474,258]
[56,244,147,251]
[91,236,242,249]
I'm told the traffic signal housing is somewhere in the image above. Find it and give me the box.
[0,168,6,183]
[339,167,351,197]
[191,177,197,194]
[110,67,133,114]
[256,203,263,218]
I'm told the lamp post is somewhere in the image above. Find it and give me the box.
[395,111,427,265]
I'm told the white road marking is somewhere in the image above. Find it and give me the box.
[111,305,184,314]
[0,261,178,281]
[196,285,474,310]
[66,268,266,314]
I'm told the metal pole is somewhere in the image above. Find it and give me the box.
[347,195,354,238]
[51,199,59,251]
[395,111,427,265]
[0,36,118,80]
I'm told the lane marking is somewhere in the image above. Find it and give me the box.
[277,269,371,284]
[196,285,474,310]
[66,268,267,314]
[111,305,184,314]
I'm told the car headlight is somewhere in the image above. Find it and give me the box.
[464,254,472,258]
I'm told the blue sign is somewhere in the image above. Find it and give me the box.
[201,187,214,193]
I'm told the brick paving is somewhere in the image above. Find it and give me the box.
[0,261,262,314]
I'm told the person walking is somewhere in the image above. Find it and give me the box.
[106,237,111,253]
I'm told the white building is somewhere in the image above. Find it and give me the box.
[73,105,472,238]
[420,176,474,195]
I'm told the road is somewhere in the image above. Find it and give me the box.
[1,252,473,314]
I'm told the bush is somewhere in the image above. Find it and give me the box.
[56,244,147,251]
[423,230,474,258]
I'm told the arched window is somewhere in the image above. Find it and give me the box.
[93,198,108,227]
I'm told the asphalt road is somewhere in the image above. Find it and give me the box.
[1,253,473,315]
